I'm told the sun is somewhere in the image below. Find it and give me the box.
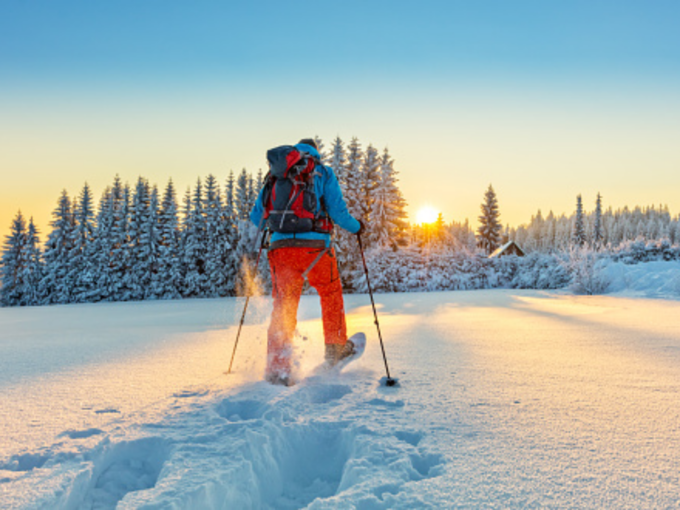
[416,206,439,225]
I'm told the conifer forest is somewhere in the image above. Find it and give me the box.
[2,137,680,307]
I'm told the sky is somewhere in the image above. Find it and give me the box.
[2,0,680,242]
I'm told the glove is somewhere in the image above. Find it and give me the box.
[356,220,365,236]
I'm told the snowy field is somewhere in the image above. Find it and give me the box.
[2,261,680,509]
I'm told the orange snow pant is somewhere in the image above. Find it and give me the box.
[267,245,347,375]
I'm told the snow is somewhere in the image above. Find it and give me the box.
[2,266,680,508]
[601,259,680,300]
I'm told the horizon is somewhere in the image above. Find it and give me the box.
[2,1,680,241]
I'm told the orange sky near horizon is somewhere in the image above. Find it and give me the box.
[3,81,680,244]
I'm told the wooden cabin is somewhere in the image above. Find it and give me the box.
[489,240,526,258]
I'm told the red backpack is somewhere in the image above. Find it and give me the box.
[262,146,332,234]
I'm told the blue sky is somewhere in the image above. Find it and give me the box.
[2,0,680,239]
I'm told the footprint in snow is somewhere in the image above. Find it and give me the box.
[215,398,268,422]
[394,430,424,447]
[95,408,121,415]
[367,398,405,408]
[0,452,50,472]
[76,437,170,510]
[58,428,104,440]
[297,383,352,404]
[172,389,209,398]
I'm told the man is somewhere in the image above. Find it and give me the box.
[250,138,362,386]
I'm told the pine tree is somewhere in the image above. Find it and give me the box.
[87,187,114,302]
[182,179,208,297]
[220,172,240,296]
[71,183,96,302]
[41,190,77,303]
[369,148,408,248]
[143,185,163,299]
[20,218,43,306]
[127,177,152,300]
[224,171,236,223]
[314,136,329,165]
[572,194,586,246]
[593,192,603,248]
[361,144,380,228]
[329,136,348,188]
[1,212,27,306]
[157,179,182,299]
[476,185,502,255]
[106,177,131,300]
[343,137,363,220]
[203,174,224,297]
[336,137,363,288]
[235,169,251,221]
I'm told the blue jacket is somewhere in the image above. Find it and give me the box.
[250,143,360,247]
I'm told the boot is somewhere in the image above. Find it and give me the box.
[325,339,356,367]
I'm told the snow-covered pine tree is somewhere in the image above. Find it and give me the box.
[232,168,263,294]
[433,213,447,244]
[335,137,364,288]
[20,218,43,306]
[572,194,586,247]
[182,179,208,297]
[41,190,76,303]
[224,171,236,222]
[157,179,182,299]
[361,144,380,234]
[593,192,603,248]
[344,138,364,221]
[71,183,96,302]
[125,177,152,300]
[543,211,556,251]
[1,212,28,306]
[142,185,163,299]
[476,185,502,255]
[203,174,224,297]
[219,172,240,296]
[107,177,131,300]
[329,136,348,188]
[86,187,115,302]
[235,169,251,221]
[314,136,330,165]
[369,148,408,249]
[246,173,256,218]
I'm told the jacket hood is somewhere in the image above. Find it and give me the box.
[295,143,320,160]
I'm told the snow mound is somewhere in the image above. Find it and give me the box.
[602,260,680,299]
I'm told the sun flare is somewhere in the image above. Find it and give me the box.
[416,206,439,225]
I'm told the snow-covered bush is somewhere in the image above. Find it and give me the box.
[564,247,611,295]
[611,238,680,264]
[510,252,570,290]
[349,245,572,294]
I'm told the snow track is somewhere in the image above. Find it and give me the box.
[2,374,443,509]
[3,290,680,508]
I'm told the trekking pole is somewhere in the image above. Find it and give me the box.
[226,232,267,375]
[357,234,397,387]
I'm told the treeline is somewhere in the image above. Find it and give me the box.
[510,195,680,252]
[405,191,680,255]
[353,238,680,295]
[1,137,408,307]
[4,137,680,307]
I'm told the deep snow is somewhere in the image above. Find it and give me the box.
[2,262,680,508]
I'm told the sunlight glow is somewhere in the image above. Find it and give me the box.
[416,206,439,225]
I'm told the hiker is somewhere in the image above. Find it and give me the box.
[250,138,363,386]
